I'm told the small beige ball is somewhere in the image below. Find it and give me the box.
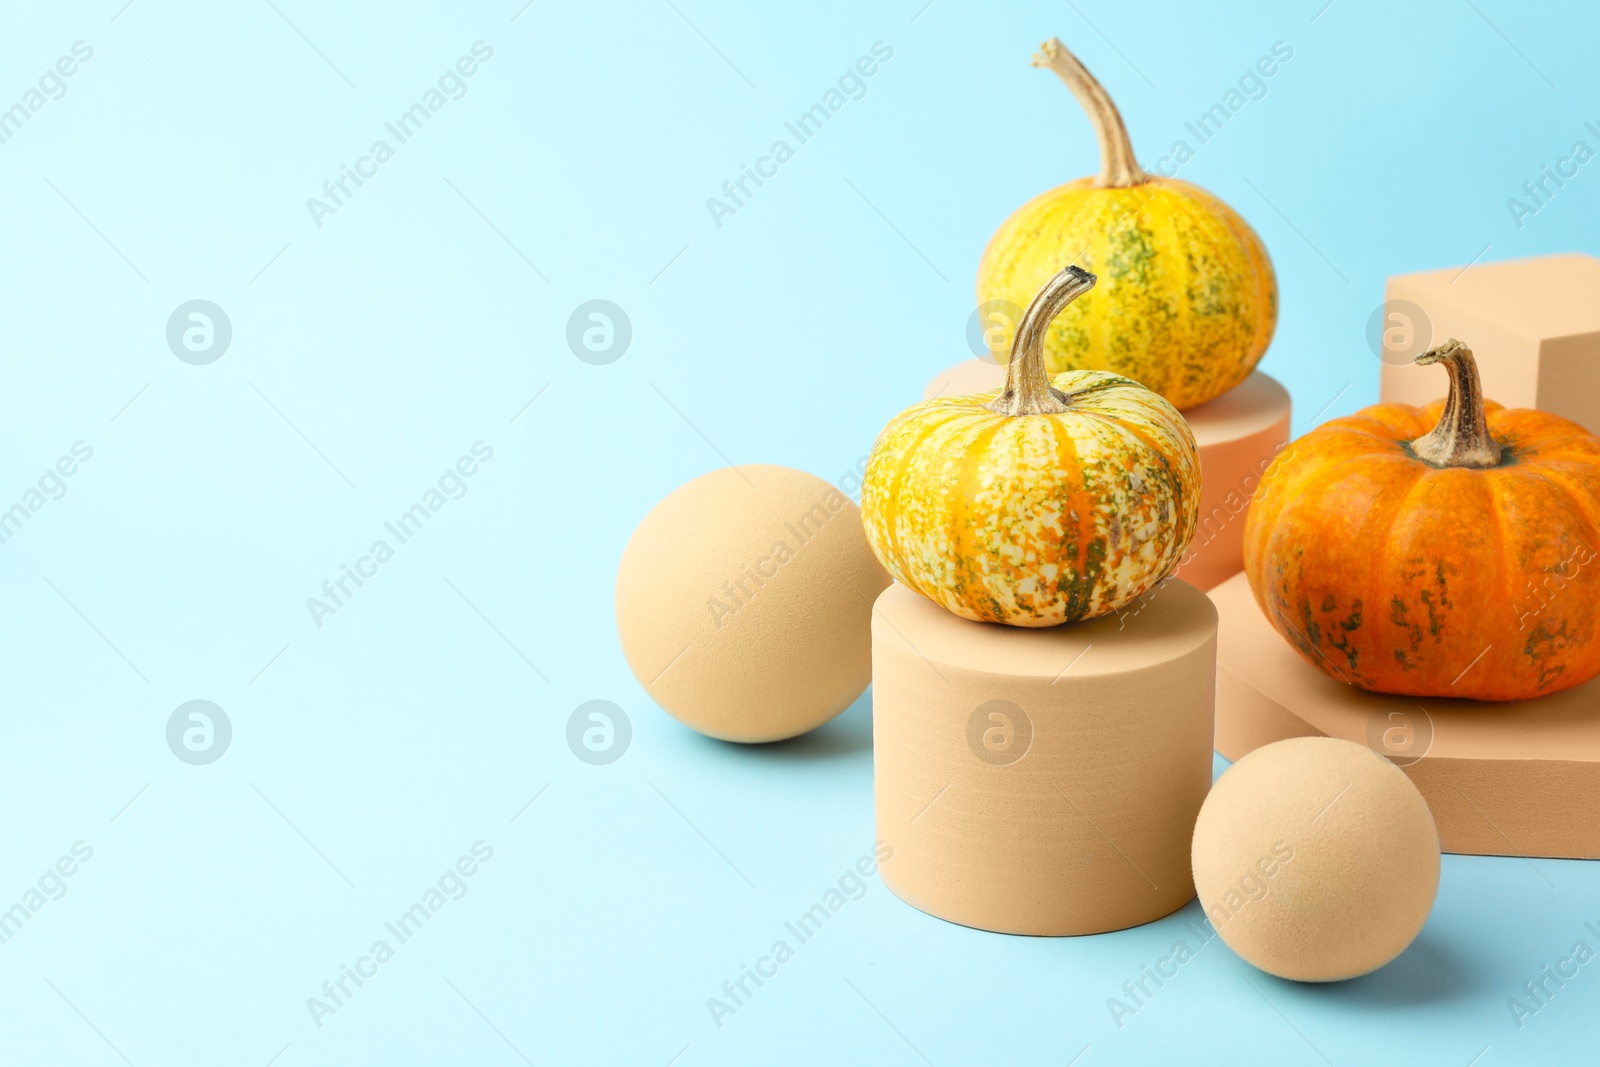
[615,465,890,743]
[1191,737,1440,981]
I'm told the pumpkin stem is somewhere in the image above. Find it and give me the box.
[1410,339,1503,469]
[1033,38,1148,189]
[986,266,1097,417]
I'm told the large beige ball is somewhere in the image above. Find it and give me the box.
[615,465,890,743]
[1191,737,1440,981]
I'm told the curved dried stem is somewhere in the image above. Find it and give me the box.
[986,266,1098,417]
[1410,340,1503,469]
[1033,38,1148,188]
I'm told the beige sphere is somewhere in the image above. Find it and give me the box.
[1192,737,1440,981]
[615,465,890,743]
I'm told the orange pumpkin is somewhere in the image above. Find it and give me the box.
[1244,340,1600,701]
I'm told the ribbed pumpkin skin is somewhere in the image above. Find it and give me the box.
[976,178,1277,411]
[861,370,1200,627]
[1244,400,1600,701]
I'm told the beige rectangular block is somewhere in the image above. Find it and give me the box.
[1380,253,1600,432]
[1210,571,1600,859]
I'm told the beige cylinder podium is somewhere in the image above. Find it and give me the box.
[1171,373,1291,590]
[922,356,1007,401]
[923,362,1290,590]
[872,579,1218,935]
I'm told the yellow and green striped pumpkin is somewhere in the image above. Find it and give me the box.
[862,267,1201,627]
[975,39,1277,411]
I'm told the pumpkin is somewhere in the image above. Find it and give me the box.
[1244,340,1600,701]
[861,266,1201,627]
[975,38,1277,411]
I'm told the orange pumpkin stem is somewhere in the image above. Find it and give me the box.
[986,266,1097,417]
[1410,340,1503,469]
[1033,38,1148,189]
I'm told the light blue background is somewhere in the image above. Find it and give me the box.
[2,0,1597,1064]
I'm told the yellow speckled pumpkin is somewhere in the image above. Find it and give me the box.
[861,266,1201,627]
[975,38,1277,410]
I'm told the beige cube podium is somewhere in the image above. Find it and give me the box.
[1210,571,1600,860]
[872,579,1217,935]
[1380,253,1600,432]
[924,362,1290,590]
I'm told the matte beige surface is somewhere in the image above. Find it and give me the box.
[1171,373,1291,591]
[872,578,1217,935]
[615,465,890,743]
[1193,737,1440,982]
[922,356,1006,401]
[1210,571,1600,858]
[922,361,1290,591]
[1380,253,1600,432]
